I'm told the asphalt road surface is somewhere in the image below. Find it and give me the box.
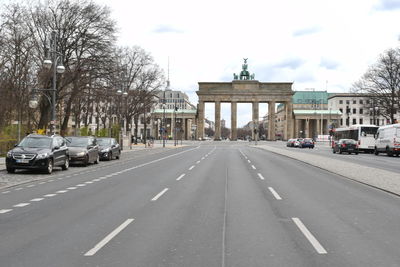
[1,142,400,267]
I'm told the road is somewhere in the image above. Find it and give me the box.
[1,142,400,266]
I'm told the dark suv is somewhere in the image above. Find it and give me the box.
[6,134,69,174]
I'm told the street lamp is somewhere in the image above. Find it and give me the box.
[42,30,65,135]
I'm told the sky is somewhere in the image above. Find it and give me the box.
[5,0,400,127]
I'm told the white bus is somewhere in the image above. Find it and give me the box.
[332,124,379,152]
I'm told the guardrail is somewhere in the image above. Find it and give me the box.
[0,139,17,157]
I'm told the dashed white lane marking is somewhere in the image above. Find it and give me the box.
[92,179,101,182]
[2,191,10,194]
[201,157,205,160]
[189,165,195,171]
[15,188,23,191]
[292,218,327,254]
[196,160,201,164]
[66,176,71,178]
[13,203,30,207]
[38,182,46,184]
[251,165,256,170]
[0,209,12,214]
[176,174,185,181]
[257,173,265,180]
[44,194,57,197]
[77,184,86,187]
[67,187,77,190]
[56,190,68,193]
[268,187,282,200]
[30,198,44,202]
[57,178,63,180]
[85,181,93,184]
[48,179,54,182]
[27,184,35,188]
[151,188,169,201]
[247,160,251,163]
[84,218,135,256]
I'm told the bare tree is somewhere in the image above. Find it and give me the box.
[353,48,400,124]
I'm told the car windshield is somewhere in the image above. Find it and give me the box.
[97,139,112,146]
[66,137,89,147]
[342,139,356,144]
[18,137,52,148]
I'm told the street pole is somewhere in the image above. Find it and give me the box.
[163,90,166,148]
[50,31,57,135]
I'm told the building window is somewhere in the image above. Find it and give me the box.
[360,118,363,124]
[359,108,363,114]
[346,100,350,104]
[340,118,343,125]
[353,108,356,114]
[366,100,370,104]
[339,108,343,113]
[359,99,363,104]
[352,118,357,125]
[370,118,373,124]
[353,100,356,104]
[339,100,343,104]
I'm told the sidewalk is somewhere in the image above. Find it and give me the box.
[254,144,400,196]
[0,157,4,171]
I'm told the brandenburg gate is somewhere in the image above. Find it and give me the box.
[196,59,295,141]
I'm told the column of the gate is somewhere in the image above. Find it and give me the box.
[252,101,259,140]
[197,101,205,140]
[231,101,237,141]
[214,101,221,140]
[268,101,276,141]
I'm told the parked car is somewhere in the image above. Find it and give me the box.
[294,138,303,147]
[286,139,296,147]
[299,138,314,148]
[65,136,99,166]
[374,124,400,156]
[97,137,121,160]
[5,134,69,174]
[332,139,359,154]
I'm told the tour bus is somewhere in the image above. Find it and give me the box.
[332,124,379,152]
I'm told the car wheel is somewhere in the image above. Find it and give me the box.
[332,149,336,154]
[339,149,342,154]
[108,152,112,161]
[45,159,53,174]
[84,155,89,167]
[94,155,100,164]
[6,167,15,173]
[116,151,120,160]
[386,147,393,157]
[61,157,69,170]
[374,147,379,155]
[355,152,359,155]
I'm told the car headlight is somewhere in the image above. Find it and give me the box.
[76,152,85,157]
[6,151,13,158]
[36,153,49,159]
[101,148,110,153]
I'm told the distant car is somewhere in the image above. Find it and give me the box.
[299,138,315,149]
[294,138,303,147]
[332,139,359,154]
[97,137,121,160]
[5,134,69,174]
[286,139,296,147]
[65,136,99,166]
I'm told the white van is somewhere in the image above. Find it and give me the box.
[374,124,400,156]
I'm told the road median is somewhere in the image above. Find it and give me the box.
[254,145,400,196]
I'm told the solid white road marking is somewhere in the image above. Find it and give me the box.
[15,188,23,191]
[189,165,195,170]
[2,191,10,194]
[0,209,12,214]
[56,190,68,193]
[92,179,101,182]
[85,181,93,184]
[27,184,35,188]
[176,174,185,181]
[38,182,46,184]
[201,157,205,160]
[251,165,256,170]
[151,188,169,201]
[268,187,282,200]
[14,203,30,207]
[292,218,327,254]
[67,187,77,190]
[257,173,265,180]
[30,198,44,202]
[84,218,135,256]
[44,194,57,197]
[48,179,54,182]
[247,160,251,163]
[77,184,86,187]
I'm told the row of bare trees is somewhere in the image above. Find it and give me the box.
[352,47,400,124]
[0,0,164,138]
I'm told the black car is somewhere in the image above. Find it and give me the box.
[65,136,99,166]
[5,134,69,174]
[97,138,121,160]
[332,139,359,154]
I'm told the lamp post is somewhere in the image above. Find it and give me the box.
[42,30,65,135]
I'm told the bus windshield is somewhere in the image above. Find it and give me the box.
[360,127,378,136]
